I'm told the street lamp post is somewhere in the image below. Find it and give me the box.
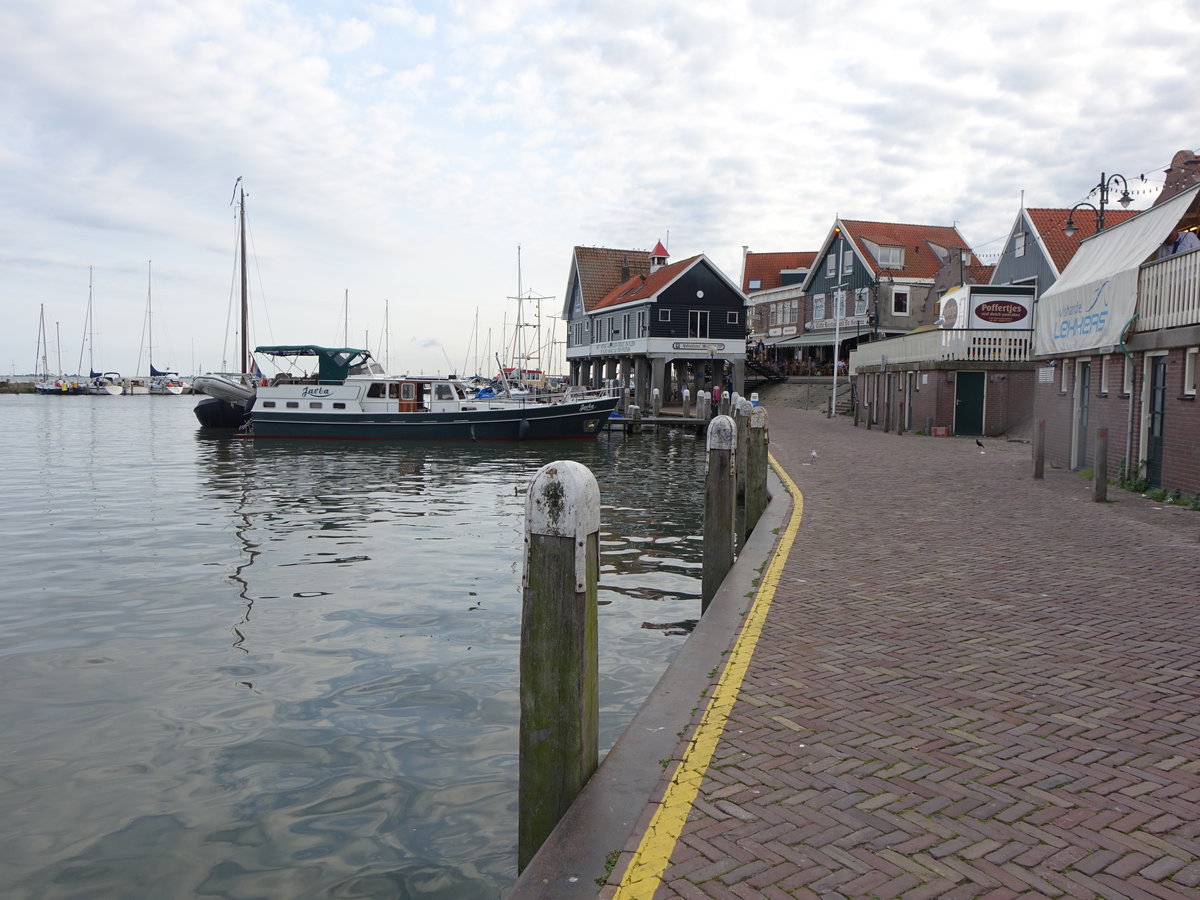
[1063,172,1133,237]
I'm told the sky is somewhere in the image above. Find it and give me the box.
[3,0,1199,379]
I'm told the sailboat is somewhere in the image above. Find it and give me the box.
[34,306,86,394]
[193,178,258,427]
[141,261,184,395]
[79,267,124,395]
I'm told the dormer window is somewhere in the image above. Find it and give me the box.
[876,245,904,267]
[748,278,762,290]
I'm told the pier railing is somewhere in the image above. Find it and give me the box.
[849,328,1033,370]
[1136,247,1200,331]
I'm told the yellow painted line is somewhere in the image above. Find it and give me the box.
[611,453,804,898]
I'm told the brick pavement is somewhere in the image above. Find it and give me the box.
[603,407,1200,900]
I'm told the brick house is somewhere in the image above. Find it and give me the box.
[1032,180,1200,493]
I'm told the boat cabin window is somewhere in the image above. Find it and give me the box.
[309,402,322,409]
[367,383,386,398]
[262,401,276,408]
[435,383,455,401]
[333,402,346,409]
[388,384,400,399]
[401,384,416,401]
[286,401,299,408]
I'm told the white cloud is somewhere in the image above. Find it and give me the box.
[1,0,1198,377]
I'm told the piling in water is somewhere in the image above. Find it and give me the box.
[518,461,600,871]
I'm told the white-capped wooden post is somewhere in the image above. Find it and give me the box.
[702,415,736,613]
[1092,427,1108,502]
[718,390,731,417]
[734,398,752,549]
[652,387,662,416]
[746,405,768,535]
[519,461,600,871]
[627,404,641,434]
[682,386,691,419]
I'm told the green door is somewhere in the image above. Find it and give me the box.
[954,371,985,435]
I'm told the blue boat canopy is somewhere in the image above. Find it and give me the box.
[254,345,373,383]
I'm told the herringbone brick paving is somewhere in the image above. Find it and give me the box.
[608,407,1200,899]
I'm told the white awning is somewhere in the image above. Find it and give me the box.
[1034,184,1200,356]
[777,330,868,348]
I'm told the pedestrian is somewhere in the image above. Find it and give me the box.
[1157,227,1200,259]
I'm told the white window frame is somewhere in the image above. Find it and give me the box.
[748,278,761,290]
[1099,355,1110,394]
[1185,347,1199,396]
[727,311,739,325]
[1015,232,1026,258]
[659,308,670,322]
[688,310,709,339]
[825,253,836,277]
[877,245,904,267]
[1061,357,1071,393]
[842,249,854,275]
[813,293,826,320]
[892,290,910,316]
[1122,354,1133,395]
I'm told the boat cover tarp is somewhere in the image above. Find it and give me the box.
[1034,183,1200,356]
[255,345,372,383]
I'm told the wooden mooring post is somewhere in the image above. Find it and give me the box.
[745,405,768,535]
[702,415,736,613]
[518,461,600,872]
[734,398,751,549]
[1033,418,1045,480]
[1092,427,1108,502]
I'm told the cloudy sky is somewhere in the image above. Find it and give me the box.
[4,0,1198,378]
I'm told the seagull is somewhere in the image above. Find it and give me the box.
[810,449,818,461]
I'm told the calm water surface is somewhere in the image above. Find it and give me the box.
[0,395,706,899]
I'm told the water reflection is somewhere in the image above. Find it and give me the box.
[0,398,704,899]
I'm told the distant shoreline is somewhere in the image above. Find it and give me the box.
[0,382,35,394]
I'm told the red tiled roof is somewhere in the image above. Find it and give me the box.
[591,255,702,312]
[968,264,995,284]
[839,219,973,280]
[652,240,669,257]
[1024,208,1141,274]
[742,251,817,292]
[571,246,653,312]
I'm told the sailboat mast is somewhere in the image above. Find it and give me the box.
[36,304,48,378]
[238,185,249,374]
[147,260,153,375]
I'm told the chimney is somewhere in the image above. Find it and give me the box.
[1154,149,1200,207]
[621,255,630,281]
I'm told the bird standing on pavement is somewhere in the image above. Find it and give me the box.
[975,439,985,448]
[810,449,818,461]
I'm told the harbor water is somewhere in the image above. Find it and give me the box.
[0,394,707,899]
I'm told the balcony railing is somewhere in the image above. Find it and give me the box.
[849,328,1033,370]
[1137,246,1200,331]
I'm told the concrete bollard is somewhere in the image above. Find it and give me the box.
[518,461,600,871]
[651,387,661,417]
[1092,427,1108,502]
[1033,418,1045,480]
[627,404,641,434]
[746,406,768,535]
[702,415,737,613]
[681,387,691,419]
[718,391,731,417]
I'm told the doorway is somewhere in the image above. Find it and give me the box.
[954,371,985,435]
[1146,356,1167,488]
